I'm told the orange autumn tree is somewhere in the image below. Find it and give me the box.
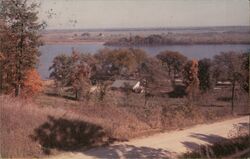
[183,59,200,101]
[22,69,43,97]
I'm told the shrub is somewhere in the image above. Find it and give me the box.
[22,69,43,98]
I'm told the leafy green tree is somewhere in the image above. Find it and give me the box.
[0,0,45,96]
[0,17,20,94]
[198,58,212,92]
[49,54,73,95]
[156,51,187,79]
[95,48,145,78]
[49,50,94,100]
[138,57,169,105]
[71,52,93,100]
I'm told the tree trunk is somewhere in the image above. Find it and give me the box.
[231,80,235,115]
[0,37,3,94]
[15,62,21,97]
[15,84,20,96]
[75,90,78,100]
[0,62,3,94]
[15,24,24,97]
[167,64,171,77]
[144,93,147,107]
[173,71,176,79]
[144,80,148,107]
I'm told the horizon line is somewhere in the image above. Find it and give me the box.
[44,25,250,31]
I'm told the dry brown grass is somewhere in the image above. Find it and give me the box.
[36,86,244,136]
[34,94,151,139]
[0,95,151,158]
[1,96,47,158]
[1,84,248,158]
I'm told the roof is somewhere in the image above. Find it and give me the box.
[111,80,139,89]
[216,81,232,85]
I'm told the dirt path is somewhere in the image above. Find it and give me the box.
[46,116,249,159]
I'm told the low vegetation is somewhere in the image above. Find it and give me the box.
[182,135,250,158]
[2,86,247,158]
[182,125,250,158]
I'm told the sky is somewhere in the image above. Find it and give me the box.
[37,0,250,29]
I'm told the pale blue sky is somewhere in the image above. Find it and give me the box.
[37,0,250,29]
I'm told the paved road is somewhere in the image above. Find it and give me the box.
[47,116,249,159]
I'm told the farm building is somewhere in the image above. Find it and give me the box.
[214,81,232,90]
[110,80,143,93]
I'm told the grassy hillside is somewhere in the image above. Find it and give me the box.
[0,95,150,158]
[0,82,248,158]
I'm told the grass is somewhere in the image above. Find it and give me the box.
[0,96,122,158]
[0,83,248,158]
[0,96,50,158]
[35,84,248,134]
[0,95,152,158]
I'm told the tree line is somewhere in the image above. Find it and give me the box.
[49,47,249,113]
[49,48,164,101]
[104,33,250,46]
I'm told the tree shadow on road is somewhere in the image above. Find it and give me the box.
[30,116,174,158]
[181,133,226,152]
[181,141,201,152]
[190,133,226,143]
[84,144,173,158]
[182,121,250,153]
[30,116,118,154]
[181,133,250,158]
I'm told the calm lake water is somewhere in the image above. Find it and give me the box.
[38,43,250,79]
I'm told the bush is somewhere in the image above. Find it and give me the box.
[182,135,250,158]
[22,69,43,98]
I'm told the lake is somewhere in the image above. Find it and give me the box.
[38,43,250,79]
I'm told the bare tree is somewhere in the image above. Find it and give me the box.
[212,52,244,114]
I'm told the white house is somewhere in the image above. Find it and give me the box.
[110,80,143,93]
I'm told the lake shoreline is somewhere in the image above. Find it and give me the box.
[43,40,105,45]
[38,43,250,79]
[43,40,250,46]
